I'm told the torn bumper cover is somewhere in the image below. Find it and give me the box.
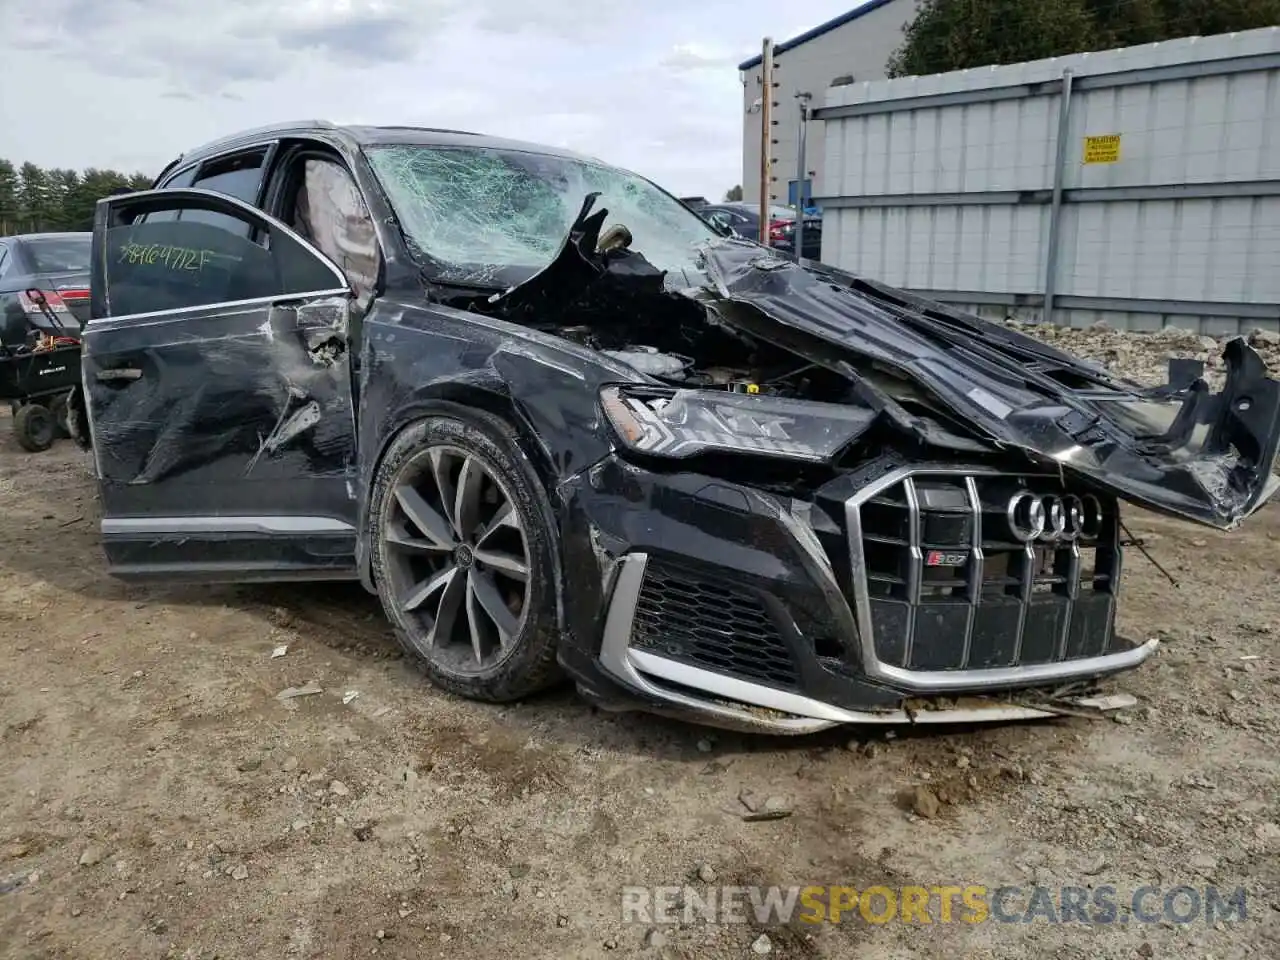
[558,456,1157,735]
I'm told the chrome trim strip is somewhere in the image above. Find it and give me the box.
[901,477,922,668]
[870,638,1159,692]
[628,649,1139,726]
[629,649,858,723]
[102,516,355,536]
[87,289,352,327]
[961,475,982,668]
[844,465,1143,693]
[844,487,871,661]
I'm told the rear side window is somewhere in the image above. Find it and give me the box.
[160,167,198,190]
[24,236,92,273]
[144,167,199,223]
[192,151,266,205]
[185,150,269,236]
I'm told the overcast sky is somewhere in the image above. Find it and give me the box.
[0,0,879,197]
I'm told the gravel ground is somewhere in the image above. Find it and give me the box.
[1,325,1279,960]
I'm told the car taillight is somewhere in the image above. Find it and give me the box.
[768,219,791,242]
[19,289,69,314]
[56,287,90,303]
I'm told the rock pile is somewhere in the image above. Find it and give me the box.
[1007,321,1280,389]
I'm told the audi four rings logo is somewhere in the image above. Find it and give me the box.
[1006,492,1104,543]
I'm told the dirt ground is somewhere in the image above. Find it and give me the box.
[3,329,1280,959]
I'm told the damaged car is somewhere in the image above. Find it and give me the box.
[73,121,1280,733]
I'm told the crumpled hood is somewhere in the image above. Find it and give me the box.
[699,241,1280,531]
[479,194,1279,532]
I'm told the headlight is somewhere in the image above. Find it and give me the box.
[599,385,873,463]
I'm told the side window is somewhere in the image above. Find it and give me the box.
[191,151,266,205]
[289,158,380,302]
[182,150,269,237]
[139,167,199,224]
[0,245,10,279]
[100,200,346,319]
[160,167,198,190]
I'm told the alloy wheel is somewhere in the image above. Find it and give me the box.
[383,444,531,673]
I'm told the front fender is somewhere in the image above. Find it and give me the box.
[352,314,636,594]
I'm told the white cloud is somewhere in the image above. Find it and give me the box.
[0,0,867,196]
[659,42,739,72]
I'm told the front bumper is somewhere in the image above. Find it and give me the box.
[560,456,1157,734]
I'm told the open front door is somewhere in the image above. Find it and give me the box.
[84,188,360,581]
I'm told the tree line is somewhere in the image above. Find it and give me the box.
[889,0,1280,77]
[0,159,153,236]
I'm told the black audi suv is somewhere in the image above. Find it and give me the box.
[72,121,1280,733]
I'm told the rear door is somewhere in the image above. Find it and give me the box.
[84,188,360,582]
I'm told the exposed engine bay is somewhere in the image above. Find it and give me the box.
[451,194,895,409]
[582,339,834,400]
[439,190,1280,530]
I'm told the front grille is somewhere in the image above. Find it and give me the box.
[848,470,1121,673]
[629,558,799,689]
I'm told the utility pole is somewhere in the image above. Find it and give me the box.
[758,37,774,245]
[1043,68,1074,325]
[793,91,812,262]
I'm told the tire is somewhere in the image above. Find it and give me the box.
[13,403,56,452]
[64,388,90,449]
[49,392,71,439]
[368,409,563,702]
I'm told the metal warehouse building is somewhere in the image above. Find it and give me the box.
[738,0,918,205]
[815,26,1280,334]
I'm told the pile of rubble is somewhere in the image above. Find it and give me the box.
[1007,320,1280,389]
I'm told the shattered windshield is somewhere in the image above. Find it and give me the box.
[364,144,720,287]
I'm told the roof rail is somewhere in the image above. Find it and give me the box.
[183,119,339,158]
[365,125,482,136]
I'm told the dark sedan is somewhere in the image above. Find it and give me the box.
[701,201,822,260]
[68,121,1280,735]
[0,232,92,346]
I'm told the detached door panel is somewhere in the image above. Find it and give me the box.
[85,188,359,581]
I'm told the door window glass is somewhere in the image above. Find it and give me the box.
[101,203,344,318]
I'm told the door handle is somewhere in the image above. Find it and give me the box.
[96,368,143,382]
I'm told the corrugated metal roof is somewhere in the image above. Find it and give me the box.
[737,0,902,71]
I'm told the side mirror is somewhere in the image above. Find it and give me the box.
[706,215,735,239]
